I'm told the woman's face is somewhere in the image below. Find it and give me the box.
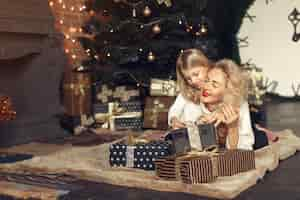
[185,66,208,89]
[201,68,227,105]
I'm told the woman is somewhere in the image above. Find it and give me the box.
[199,59,268,150]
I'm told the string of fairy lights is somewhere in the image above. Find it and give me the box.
[48,0,91,70]
[48,0,211,65]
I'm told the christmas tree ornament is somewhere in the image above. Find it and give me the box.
[152,24,161,34]
[132,8,137,17]
[156,0,172,7]
[89,10,95,16]
[200,24,207,34]
[186,26,193,33]
[148,51,155,61]
[143,6,151,17]
[102,9,109,16]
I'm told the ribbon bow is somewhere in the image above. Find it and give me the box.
[95,102,142,131]
[64,83,89,96]
[149,99,169,128]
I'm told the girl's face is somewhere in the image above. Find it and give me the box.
[201,68,227,105]
[185,66,208,89]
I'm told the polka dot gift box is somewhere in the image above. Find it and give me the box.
[109,141,171,170]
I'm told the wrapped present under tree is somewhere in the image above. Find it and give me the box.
[94,102,143,131]
[143,96,175,130]
[93,81,144,131]
[63,71,92,116]
[94,84,141,104]
[150,78,177,97]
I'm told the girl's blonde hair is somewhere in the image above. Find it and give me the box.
[176,48,211,103]
[213,59,249,107]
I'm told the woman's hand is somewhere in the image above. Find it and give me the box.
[170,117,186,129]
[198,104,239,127]
[221,104,239,127]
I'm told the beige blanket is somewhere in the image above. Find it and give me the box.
[0,129,299,199]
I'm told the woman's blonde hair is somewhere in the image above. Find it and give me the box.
[176,48,211,103]
[213,59,249,107]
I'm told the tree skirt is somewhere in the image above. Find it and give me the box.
[0,129,299,199]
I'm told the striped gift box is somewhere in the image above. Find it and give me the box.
[217,150,255,177]
[155,150,255,184]
[180,155,218,184]
[155,156,179,180]
[155,153,218,183]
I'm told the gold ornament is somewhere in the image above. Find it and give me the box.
[186,26,193,33]
[200,25,207,34]
[143,6,151,17]
[148,52,155,61]
[152,24,161,34]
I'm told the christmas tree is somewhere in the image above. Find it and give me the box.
[80,0,255,84]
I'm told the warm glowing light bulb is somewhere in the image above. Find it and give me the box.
[69,27,77,33]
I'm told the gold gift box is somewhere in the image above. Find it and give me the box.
[150,79,178,97]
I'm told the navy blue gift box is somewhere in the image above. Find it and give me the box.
[109,141,171,170]
[94,101,144,130]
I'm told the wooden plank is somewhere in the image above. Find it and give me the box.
[0,181,69,200]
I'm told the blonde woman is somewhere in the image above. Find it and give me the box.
[168,48,212,129]
[199,59,261,150]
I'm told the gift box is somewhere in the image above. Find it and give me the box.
[94,84,141,104]
[94,101,143,131]
[165,128,191,156]
[155,152,219,183]
[63,72,91,116]
[217,149,255,176]
[180,154,219,184]
[150,79,177,97]
[164,123,217,155]
[109,141,171,170]
[143,96,174,130]
[155,149,255,184]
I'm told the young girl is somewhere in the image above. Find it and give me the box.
[199,59,268,150]
[168,48,212,129]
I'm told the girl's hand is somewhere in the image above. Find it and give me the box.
[170,117,186,129]
[198,112,223,127]
[221,104,239,126]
